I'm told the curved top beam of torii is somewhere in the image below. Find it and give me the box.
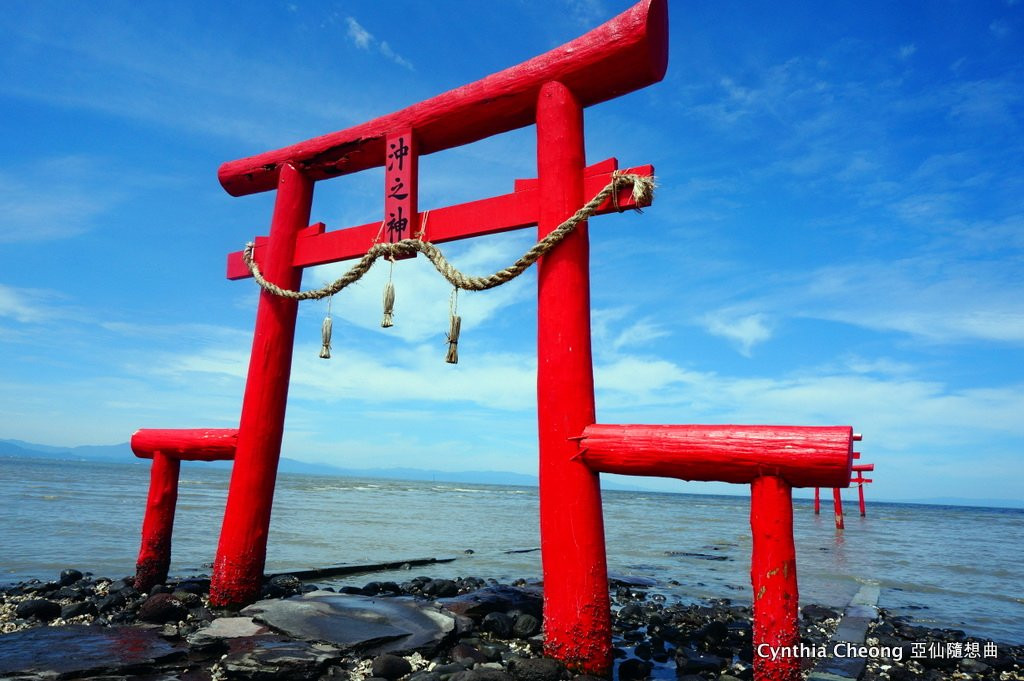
[217,0,669,196]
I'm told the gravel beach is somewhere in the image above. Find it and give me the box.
[1,570,1021,681]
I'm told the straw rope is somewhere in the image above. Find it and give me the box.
[242,171,654,299]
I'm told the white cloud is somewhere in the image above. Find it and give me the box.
[0,157,119,243]
[343,16,414,71]
[0,284,53,323]
[345,17,372,49]
[899,43,917,59]
[700,310,773,356]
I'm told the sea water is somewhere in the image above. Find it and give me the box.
[1,457,1021,644]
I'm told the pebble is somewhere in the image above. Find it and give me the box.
[372,653,414,679]
[14,598,61,622]
[137,592,187,623]
[508,656,565,681]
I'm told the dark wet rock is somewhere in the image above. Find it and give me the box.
[616,603,644,623]
[409,672,444,681]
[14,598,61,622]
[171,588,201,607]
[0,624,186,677]
[440,586,543,620]
[58,568,84,586]
[372,653,414,679]
[674,648,725,674]
[482,611,514,638]
[263,573,303,598]
[451,642,490,664]
[617,658,651,681]
[220,638,342,679]
[632,642,652,660]
[449,669,513,681]
[513,613,541,639]
[365,581,404,596]
[241,591,455,655]
[801,604,840,622]
[173,577,211,595]
[424,579,460,598]
[107,577,135,593]
[96,589,129,614]
[509,657,565,681]
[60,600,98,619]
[138,592,188,623]
[53,585,84,600]
[572,675,606,681]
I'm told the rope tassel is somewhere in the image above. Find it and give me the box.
[319,296,334,359]
[381,280,395,328]
[319,315,333,359]
[446,314,461,364]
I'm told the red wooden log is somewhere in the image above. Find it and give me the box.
[210,164,314,608]
[858,482,866,517]
[225,161,654,280]
[750,476,801,681]
[813,487,820,515]
[536,81,611,675]
[131,428,238,461]
[852,463,874,472]
[217,0,668,196]
[134,452,180,592]
[833,488,845,529]
[577,424,854,488]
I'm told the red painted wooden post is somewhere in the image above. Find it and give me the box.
[750,475,800,681]
[857,482,866,517]
[536,80,611,675]
[833,487,845,530]
[210,163,314,608]
[814,487,821,514]
[134,452,180,592]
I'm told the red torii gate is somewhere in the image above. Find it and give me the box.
[128,2,858,678]
[814,455,873,527]
[852,463,875,516]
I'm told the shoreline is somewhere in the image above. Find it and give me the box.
[2,569,1021,681]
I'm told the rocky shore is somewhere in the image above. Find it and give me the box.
[1,570,1020,680]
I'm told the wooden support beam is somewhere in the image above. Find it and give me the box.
[750,475,801,681]
[217,0,668,196]
[134,452,181,592]
[131,428,238,461]
[833,488,845,529]
[577,424,854,488]
[225,162,654,279]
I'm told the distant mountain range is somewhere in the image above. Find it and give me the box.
[0,438,644,491]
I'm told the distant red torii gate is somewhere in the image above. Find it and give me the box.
[129,2,859,678]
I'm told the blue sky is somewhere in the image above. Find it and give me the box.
[1,0,1021,504]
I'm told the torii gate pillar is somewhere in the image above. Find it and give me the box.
[536,81,612,670]
[210,164,313,604]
